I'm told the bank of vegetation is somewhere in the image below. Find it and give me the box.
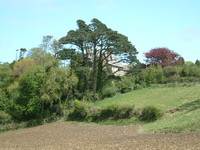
[0,19,200,133]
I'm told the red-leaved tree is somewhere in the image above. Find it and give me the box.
[145,47,184,67]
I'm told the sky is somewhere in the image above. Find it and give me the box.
[0,0,200,63]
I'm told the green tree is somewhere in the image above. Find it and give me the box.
[139,66,156,85]
[58,20,91,92]
[40,35,53,52]
[9,66,46,120]
[26,47,60,72]
[40,35,60,55]
[195,60,200,67]
[8,63,78,120]
[0,63,13,89]
[59,18,138,94]
[19,48,27,59]
[40,67,78,115]
[0,89,8,111]
[12,58,36,78]
[182,62,200,77]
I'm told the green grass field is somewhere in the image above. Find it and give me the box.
[94,86,200,133]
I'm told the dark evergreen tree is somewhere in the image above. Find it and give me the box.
[195,60,200,66]
[58,18,138,94]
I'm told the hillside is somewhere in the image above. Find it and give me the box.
[94,86,200,132]
[1,86,200,149]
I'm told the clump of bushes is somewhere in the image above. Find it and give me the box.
[117,76,135,93]
[67,101,135,121]
[100,103,134,120]
[67,100,163,122]
[139,106,162,122]
[78,91,100,102]
[115,104,134,119]
[101,86,119,98]
[0,111,12,125]
[67,100,101,121]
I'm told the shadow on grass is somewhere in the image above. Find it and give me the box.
[166,99,200,114]
[178,99,200,112]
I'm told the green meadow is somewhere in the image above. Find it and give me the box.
[94,86,200,133]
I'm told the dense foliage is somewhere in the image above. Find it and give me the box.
[0,19,199,128]
[58,18,138,95]
[139,106,162,122]
[145,47,184,67]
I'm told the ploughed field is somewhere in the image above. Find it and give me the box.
[0,121,200,150]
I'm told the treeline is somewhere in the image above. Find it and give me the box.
[0,18,200,125]
[100,61,200,98]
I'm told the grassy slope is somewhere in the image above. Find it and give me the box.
[94,86,200,133]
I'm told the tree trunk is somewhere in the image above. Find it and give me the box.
[81,45,90,92]
[97,49,103,92]
[92,45,97,94]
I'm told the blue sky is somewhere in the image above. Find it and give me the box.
[0,0,200,63]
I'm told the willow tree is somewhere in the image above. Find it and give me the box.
[58,18,138,94]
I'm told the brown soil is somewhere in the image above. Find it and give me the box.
[0,121,200,150]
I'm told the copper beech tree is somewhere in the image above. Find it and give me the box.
[145,47,184,67]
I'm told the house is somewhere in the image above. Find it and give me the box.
[87,46,129,76]
[107,55,129,76]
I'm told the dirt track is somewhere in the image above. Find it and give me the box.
[0,121,200,150]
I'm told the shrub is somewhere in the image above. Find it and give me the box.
[87,106,102,121]
[180,62,200,78]
[68,100,89,120]
[100,103,134,120]
[133,84,143,90]
[100,103,119,119]
[0,111,12,125]
[115,104,134,119]
[154,66,167,84]
[139,67,157,85]
[82,91,100,102]
[68,101,134,121]
[139,106,162,122]
[102,86,119,98]
[164,66,181,77]
[0,90,8,111]
[118,76,135,93]
[68,100,101,121]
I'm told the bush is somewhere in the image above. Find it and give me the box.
[68,100,101,121]
[100,103,134,120]
[68,100,89,120]
[87,106,102,121]
[100,103,118,119]
[139,106,162,122]
[0,111,12,125]
[118,76,135,93]
[115,104,134,119]
[138,66,158,85]
[133,84,143,90]
[182,62,200,77]
[164,66,181,78]
[0,90,8,111]
[102,86,119,98]
[82,91,100,102]
[68,101,134,121]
